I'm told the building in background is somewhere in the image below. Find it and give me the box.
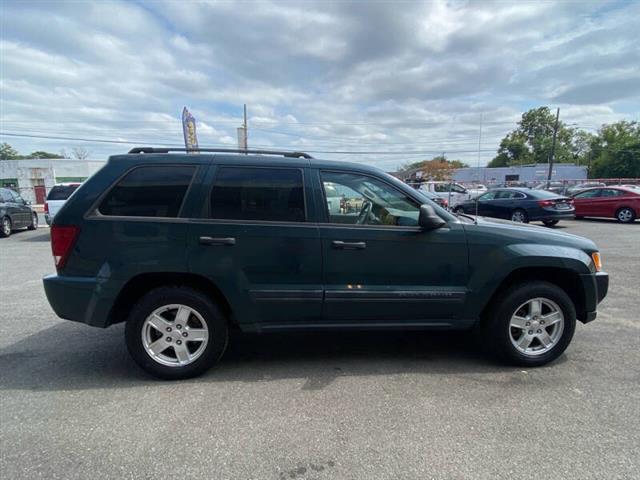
[0,159,104,204]
[453,164,587,185]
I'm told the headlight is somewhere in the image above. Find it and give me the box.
[591,252,602,272]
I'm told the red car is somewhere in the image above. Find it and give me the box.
[571,187,640,223]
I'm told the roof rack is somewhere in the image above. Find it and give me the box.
[128,147,313,159]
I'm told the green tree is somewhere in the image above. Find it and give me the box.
[489,107,576,167]
[590,121,640,178]
[28,150,65,159]
[0,142,19,160]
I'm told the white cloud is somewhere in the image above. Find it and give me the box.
[0,0,638,170]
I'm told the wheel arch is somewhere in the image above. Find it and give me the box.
[108,272,234,327]
[479,266,589,323]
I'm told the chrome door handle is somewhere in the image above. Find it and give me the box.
[199,236,236,246]
[332,240,366,250]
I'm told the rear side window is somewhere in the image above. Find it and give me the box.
[210,167,305,222]
[47,185,80,201]
[99,165,195,217]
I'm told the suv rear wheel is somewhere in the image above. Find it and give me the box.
[482,281,576,367]
[125,286,229,379]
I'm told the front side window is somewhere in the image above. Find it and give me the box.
[574,189,601,199]
[321,171,420,226]
[478,191,498,201]
[99,165,195,217]
[209,167,305,222]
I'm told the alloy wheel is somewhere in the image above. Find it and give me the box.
[141,304,209,367]
[511,211,526,223]
[509,297,564,356]
[618,208,633,223]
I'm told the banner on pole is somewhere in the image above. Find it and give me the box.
[182,107,199,152]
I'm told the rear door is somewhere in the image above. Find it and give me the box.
[316,169,468,326]
[187,163,323,329]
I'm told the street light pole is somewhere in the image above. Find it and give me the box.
[546,108,560,189]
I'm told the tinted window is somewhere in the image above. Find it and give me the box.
[0,189,12,202]
[99,165,195,217]
[574,189,601,199]
[321,171,419,226]
[210,167,305,222]
[600,189,623,197]
[47,184,80,201]
[478,191,498,201]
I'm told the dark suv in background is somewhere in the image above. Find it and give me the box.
[44,148,608,379]
[0,187,38,238]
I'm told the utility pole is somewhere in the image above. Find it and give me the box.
[243,104,248,152]
[546,107,560,188]
[237,104,248,153]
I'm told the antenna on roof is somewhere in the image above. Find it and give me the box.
[474,113,483,225]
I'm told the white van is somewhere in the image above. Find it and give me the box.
[418,182,470,207]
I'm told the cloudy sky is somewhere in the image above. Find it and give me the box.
[1,0,639,169]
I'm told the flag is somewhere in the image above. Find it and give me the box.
[182,107,199,152]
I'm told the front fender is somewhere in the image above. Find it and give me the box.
[463,243,593,320]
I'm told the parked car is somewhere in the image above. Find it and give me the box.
[0,187,38,237]
[44,183,81,225]
[44,147,608,379]
[566,182,606,196]
[454,187,575,226]
[534,181,567,195]
[418,181,469,207]
[419,190,448,209]
[572,187,639,223]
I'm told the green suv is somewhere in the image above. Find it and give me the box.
[43,148,609,379]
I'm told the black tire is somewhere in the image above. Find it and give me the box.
[27,212,38,230]
[575,216,584,220]
[616,207,636,223]
[125,286,229,380]
[0,216,11,238]
[511,208,529,223]
[542,219,559,227]
[481,281,576,367]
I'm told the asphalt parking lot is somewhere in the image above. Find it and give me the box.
[1,220,638,479]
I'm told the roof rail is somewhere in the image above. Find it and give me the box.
[128,147,314,159]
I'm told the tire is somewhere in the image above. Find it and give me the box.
[27,212,38,230]
[575,216,584,220]
[125,286,229,380]
[542,219,559,227]
[616,207,636,223]
[0,216,11,238]
[481,281,576,367]
[511,209,529,223]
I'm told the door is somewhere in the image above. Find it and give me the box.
[573,189,601,216]
[8,190,28,227]
[596,189,624,217]
[34,185,46,204]
[317,170,468,326]
[474,190,499,216]
[187,165,323,328]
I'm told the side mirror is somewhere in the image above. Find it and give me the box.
[418,204,446,230]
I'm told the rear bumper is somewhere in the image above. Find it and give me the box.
[579,271,609,323]
[530,208,575,221]
[43,274,118,328]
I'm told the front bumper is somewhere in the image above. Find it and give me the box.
[579,271,609,323]
[43,274,118,328]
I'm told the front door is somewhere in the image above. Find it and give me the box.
[317,170,468,326]
[187,164,323,329]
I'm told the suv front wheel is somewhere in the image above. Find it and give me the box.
[125,286,229,379]
[482,281,576,367]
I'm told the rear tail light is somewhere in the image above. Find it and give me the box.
[44,201,49,214]
[51,225,80,269]
[538,200,555,207]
